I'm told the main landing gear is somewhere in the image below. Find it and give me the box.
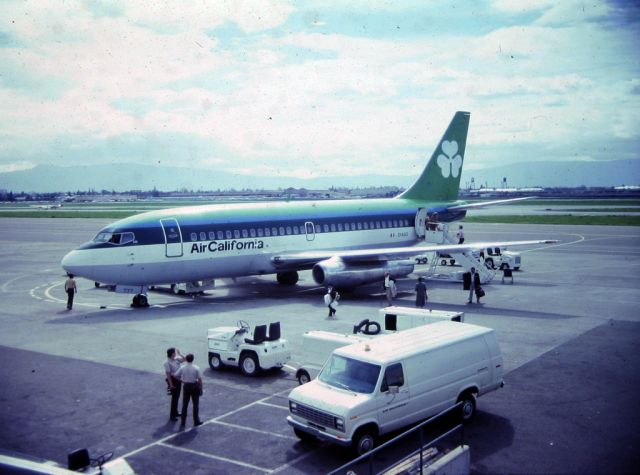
[276,271,299,286]
[131,293,149,308]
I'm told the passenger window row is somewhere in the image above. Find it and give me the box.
[188,218,412,242]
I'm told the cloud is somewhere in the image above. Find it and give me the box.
[0,0,638,187]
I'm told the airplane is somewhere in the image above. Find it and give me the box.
[61,111,556,307]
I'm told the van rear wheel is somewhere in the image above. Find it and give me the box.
[352,427,377,456]
[458,392,477,423]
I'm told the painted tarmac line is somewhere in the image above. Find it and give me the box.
[520,234,584,253]
[157,442,272,473]
[269,445,326,475]
[119,388,293,463]
[257,401,289,410]
[212,419,297,440]
[1,275,32,293]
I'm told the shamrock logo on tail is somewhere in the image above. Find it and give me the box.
[436,140,462,178]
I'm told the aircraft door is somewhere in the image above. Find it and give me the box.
[160,218,183,257]
[304,221,315,241]
[415,208,427,238]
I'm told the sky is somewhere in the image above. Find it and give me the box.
[1,0,639,186]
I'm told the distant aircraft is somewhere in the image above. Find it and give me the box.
[61,112,555,307]
[32,203,62,209]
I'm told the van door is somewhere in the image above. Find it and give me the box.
[160,218,183,257]
[377,363,410,433]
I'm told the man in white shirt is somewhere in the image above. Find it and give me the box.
[175,353,203,427]
[456,225,465,244]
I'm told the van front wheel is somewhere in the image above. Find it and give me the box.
[458,393,477,423]
[352,427,377,456]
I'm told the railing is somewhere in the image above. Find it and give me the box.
[327,402,464,475]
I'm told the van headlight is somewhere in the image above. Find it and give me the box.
[289,401,298,414]
[335,417,345,432]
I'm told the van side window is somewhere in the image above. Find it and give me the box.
[381,363,404,392]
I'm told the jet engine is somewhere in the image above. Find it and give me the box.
[311,257,415,288]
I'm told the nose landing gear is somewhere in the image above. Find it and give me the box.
[131,293,149,308]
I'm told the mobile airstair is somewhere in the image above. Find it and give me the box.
[422,224,495,284]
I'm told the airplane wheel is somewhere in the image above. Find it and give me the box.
[277,271,299,285]
[240,353,259,376]
[94,282,100,288]
[131,294,149,308]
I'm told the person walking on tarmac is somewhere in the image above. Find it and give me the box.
[467,267,484,303]
[415,277,428,308]
[164,347,184,422]
[175,353,203,428]
[64,274,77,310]
[456,225,465,244]
[384,272,394,305]
[324,287,340,318]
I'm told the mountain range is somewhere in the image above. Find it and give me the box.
[1,159,638,193]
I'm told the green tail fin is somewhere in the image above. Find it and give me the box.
[397,111,470,201]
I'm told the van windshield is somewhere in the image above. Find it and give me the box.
[319,355,380,394]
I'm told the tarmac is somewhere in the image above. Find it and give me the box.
[0,218,639,474]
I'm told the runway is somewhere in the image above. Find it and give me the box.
[0,218,639,473]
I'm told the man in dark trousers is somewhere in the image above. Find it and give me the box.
[175,353,203,428]
[64,274,77,310]
[465,267,483,303]
[164,347,184,421]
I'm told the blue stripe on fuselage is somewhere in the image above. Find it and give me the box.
[76,201,462,250]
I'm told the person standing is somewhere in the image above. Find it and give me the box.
[324,287,339,318]
[384,272,393,305]
[64,274,77,310]
[473,270,484,303]
[164,347,184,422]
[456,225,465,244]
[175,353,203,427]
[467,267,483,303]
[467,268,477,303]
[415,277,428,308]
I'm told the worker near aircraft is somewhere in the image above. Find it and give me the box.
[164,347,184,422]
[456,225,465,244]
[175,353,203,428]
[64,273,77,310]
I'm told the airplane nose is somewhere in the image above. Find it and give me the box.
[61,250,88,277]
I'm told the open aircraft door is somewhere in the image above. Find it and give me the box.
[304,221,316,241]
[415,208,427,238]
[160,218,183,257]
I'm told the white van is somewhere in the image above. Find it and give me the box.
[287,321,504,455]
[294,307,464,384]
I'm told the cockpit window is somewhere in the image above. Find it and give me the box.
[93,232,135,245]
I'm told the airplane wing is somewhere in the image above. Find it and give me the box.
[446,196,534,211]
[271,239,557,268]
